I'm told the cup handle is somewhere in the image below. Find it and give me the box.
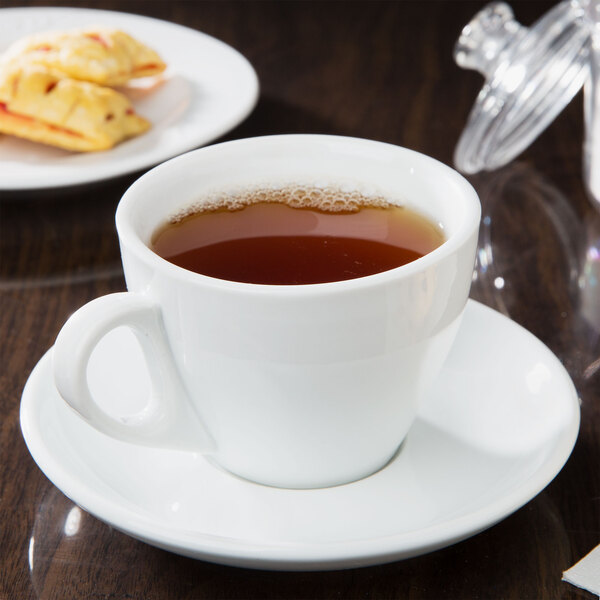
[52,292,215,452]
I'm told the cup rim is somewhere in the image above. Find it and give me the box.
[117,134,481,295]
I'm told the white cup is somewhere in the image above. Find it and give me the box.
[52,135,480,489]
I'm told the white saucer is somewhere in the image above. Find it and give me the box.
[20,300,580,571]
[0,7,259,190]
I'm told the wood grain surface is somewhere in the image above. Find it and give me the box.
[1,1,598,599]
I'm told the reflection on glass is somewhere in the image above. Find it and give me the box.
[579,220,600,335]
[470,161,600,382]
[472,162,580,310]
[64,507,82,537]
[28,536,35,573]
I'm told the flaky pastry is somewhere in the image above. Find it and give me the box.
[0,62,150,151]
[2,27,166,86]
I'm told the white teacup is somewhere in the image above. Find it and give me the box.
[53,135,480,489]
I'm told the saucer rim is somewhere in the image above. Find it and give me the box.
[20,299,580,570]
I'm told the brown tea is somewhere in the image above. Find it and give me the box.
[151,186,445,285]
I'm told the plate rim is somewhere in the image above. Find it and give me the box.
[19,300,581,570]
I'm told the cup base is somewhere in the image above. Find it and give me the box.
[204,442,405,490]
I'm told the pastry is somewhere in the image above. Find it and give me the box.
[0,62,150,151]
[1,27,166,86]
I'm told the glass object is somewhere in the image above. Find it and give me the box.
[454,1,592,177]
[584,1,600,207]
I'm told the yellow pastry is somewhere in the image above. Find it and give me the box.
[1,27,166,86]
[0,62,150,151]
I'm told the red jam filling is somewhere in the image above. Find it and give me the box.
[85,33,109,48]
[133,63,159,72]
[0,103,82,138]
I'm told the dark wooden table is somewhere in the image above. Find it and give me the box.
[1,1,598,598]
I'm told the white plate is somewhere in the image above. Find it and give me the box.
[20,300,580,571]
[0,7,259,190]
